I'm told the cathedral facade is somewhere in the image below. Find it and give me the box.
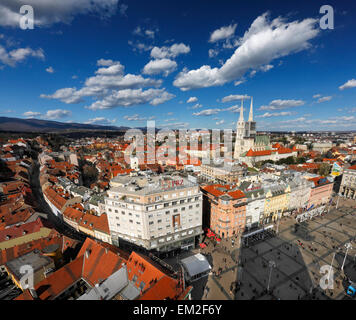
[233,97,271,160]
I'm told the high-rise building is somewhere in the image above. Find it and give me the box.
[105,174,203,253]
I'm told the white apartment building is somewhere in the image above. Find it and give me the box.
[287,176,313,213]
[244,187,265,230]
[105,174,203,253]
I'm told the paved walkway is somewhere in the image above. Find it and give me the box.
[198,197,356,300]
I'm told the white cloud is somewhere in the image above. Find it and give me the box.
[193,108,221,116]
[0,45,44,67]
[208,49,219,58]
[190,103,203,109]
[158,121,189,129]
[85,117,117,125]
[187,97,198,103]
[133,26,157,39]
[224,105,240,113]
[143,58,177,76]
[259,99,305,111]
[234,80,245,86]
[43,109,71,120]
[85,88,175,110]
[313,94,321,98]
[216,119,225,125]
[339,79,356,90]
[221,94,250,103]
[46,66,54,73]
[209,24,237,43]
[23,109,71,120]
[257,111,293,118]
[41,59,170,108]
[128,40,153,53]
[0,0,120,27]
[23,111,41,118]
[260,64,274,72]
[124,114,146,121]
[174,13,319,90]
[317,96,332,103]
[150,43,190,59]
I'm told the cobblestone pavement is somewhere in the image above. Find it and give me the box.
[196,197,356,300]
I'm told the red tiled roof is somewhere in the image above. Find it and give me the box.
[78,238,128,286]
[0,218,44,242]
[245,149,273,157]
[0,229,78,266]
[227,190,246,199]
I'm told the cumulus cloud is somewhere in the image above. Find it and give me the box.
[221,94,250,103]
[209,24,237,43]
[174,13,319,90]
[85,88,175,110]
[208,49,219,58]
[150,43,190,59]
[317,96,332,103]
[257,111,293,118]
[339,79,356,90]
[46,66,54,73]
[158,121,189,129]
[133,26,158,39]
[259,99,305,111]
[215,119,225,125]
[123,114,155,121]
[260,64,274,72]
[143,58,177,76]
[224,105,241,113]
[190,103,203,109]
[0,0,120,28]
[187,97,198,103]
[23,109,71,120]
[43,109,71,119]
[85,117,117,125]
[193,108,221,116]
[0,44,44,67]
[23,111,41,118]
[41,59,173,108]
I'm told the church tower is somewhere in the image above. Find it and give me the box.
[246,96,256,138]
[234,98,245,159]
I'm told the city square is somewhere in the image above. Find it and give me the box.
[190,197,356,300]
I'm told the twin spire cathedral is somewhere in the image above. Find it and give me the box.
[233,97,261,160]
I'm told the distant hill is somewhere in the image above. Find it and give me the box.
[0,117,130,132]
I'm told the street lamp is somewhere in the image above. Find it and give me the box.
[267,260,276,292]
[328,252,336,286]
[336,195,340,209]
[276,217,280,235]
[341,242,352,271]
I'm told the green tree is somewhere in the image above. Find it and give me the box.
[318,163,331,176]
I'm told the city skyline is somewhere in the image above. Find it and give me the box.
[1,0,356,132]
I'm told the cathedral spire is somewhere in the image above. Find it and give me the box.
[239,98,244,122]
[248,96,253,122]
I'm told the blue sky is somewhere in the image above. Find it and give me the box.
[0,0,356,131]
